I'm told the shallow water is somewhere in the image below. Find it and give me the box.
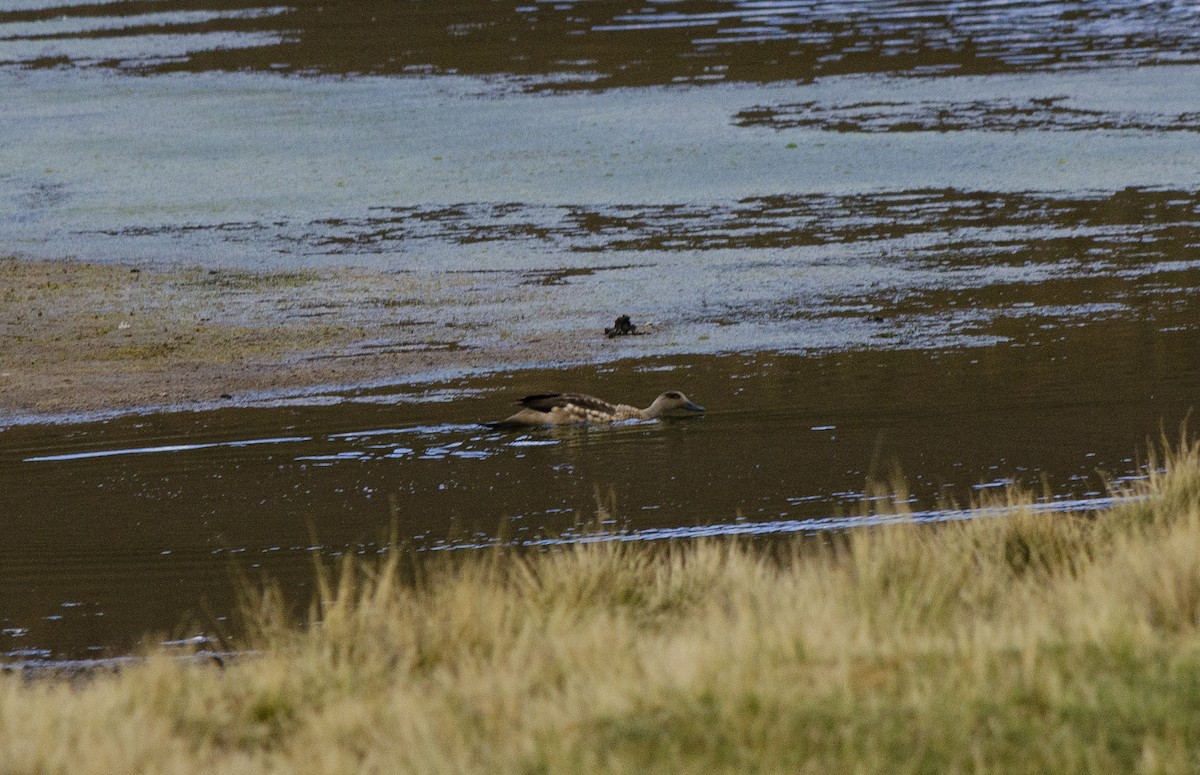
[4,0,1200,661]
[6,66,1200,271]
[4,319,1198,660]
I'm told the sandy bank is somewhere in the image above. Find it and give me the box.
[0,257,623,423]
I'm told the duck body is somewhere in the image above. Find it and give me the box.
[489,391,704,428]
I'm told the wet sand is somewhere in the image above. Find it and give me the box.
[0,257,631,422]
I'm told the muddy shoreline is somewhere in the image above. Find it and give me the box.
[0,256,631,424]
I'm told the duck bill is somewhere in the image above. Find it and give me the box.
[683,401,705,412]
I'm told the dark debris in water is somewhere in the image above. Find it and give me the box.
[735,97,1200,133]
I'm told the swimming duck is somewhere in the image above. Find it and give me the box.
[488,391,704,428]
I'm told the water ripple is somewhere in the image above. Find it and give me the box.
[3,0,1199,86]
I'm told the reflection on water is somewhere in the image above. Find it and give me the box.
[3,0,1200,86]
[3,319,1199,660]
[0,5,288,69]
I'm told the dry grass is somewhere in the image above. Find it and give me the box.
[9,440,1200,773]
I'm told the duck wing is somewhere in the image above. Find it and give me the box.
[517,393,618,415]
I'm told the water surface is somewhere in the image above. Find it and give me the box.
[3,317,1198,660]
[5,0,1200,86]
[3,0,1200,663]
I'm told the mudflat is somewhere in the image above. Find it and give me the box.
[0,257,599,421]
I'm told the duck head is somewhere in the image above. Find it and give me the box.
[648,391,705,417]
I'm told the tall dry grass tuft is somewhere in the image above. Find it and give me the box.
[9,439,1200,772]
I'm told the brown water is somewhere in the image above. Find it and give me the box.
[4,320,1197,661]
[5,0,1200,86]
[3,0,1200,663]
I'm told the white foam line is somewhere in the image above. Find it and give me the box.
[592,19,718,31]
[427,495,1127,551]
[24,436,311,463]
[328,423,481,439]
